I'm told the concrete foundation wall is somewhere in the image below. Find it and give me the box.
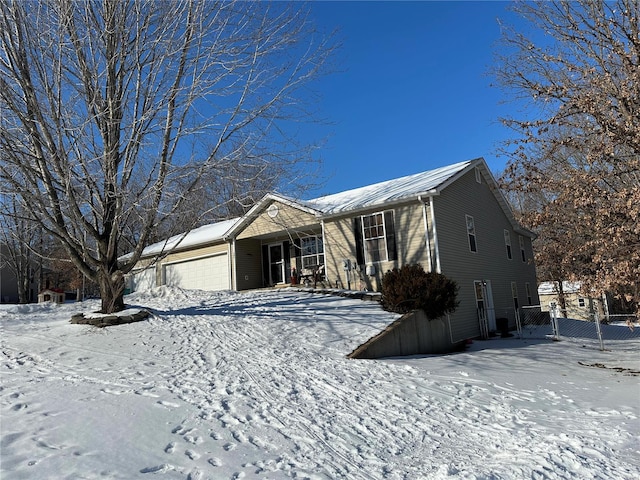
[349,310,461,359]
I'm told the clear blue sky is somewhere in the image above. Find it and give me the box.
[306,1,521,197]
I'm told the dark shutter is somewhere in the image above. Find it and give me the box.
[353,217,365,266]
[261,244,269,287]
[384,210,397,261]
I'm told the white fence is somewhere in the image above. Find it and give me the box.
[517,304,640,351]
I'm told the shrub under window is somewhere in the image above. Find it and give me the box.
[381,264,459,318]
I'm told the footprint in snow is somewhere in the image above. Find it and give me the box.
[223,443,235,451]
[208,457,222,467]
[171,425,195,436]
[186,468,202,480]
[135,389,159,398]
[101,388,126,396]
[164,442,176,454]
[249,435,266,448]
[210,431,221,440]
[185,449,200,460]
[140,463,174,474]
[184,434,203,445]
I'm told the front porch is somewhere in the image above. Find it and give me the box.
[234,232,327,291]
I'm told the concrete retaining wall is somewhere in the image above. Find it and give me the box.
[348,310,462,359]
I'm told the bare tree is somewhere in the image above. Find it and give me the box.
[495,0,640,310]
[0,0,335,313]
[0,195,41,303]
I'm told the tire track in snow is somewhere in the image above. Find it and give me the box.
[165,298,470,478]
[155,304,369,479]
[142,290,637,479]
[195,304,451,478]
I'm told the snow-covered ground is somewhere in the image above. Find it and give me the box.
[1,287,638,480]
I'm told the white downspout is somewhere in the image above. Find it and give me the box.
[418,196,433,272]
[429,196,441,274]
[230,238,237,291]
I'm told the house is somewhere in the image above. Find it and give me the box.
[0,243,38,303]
[127,158,539,347]
[538,281,608,321]
[0,243,21,303]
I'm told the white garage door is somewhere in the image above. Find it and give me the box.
[131,267,156,292]
[163,254,230,291]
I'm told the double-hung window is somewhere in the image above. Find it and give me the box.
[300,236,324,269]
[466,215,477,253]
[363,213,386,262]
[519,235,526,262]
[355,211,397,264]
[504,230,512,260]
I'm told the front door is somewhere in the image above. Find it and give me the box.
[475,280,497,337]
[268,243,285,285]
[483,280,496,332]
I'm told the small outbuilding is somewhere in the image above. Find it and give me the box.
[38,288,66,304]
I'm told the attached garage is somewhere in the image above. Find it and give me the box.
[130,267,156,292]
[163,253,230,291]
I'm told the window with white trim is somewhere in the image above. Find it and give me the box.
[578,298,586,308]
[360,211,397,263]
[504,230,512,260]
[519,235,526,262]
[511,282,519,310]
[466,215,477,253]
[300,236,324,269]
[525,282,532,305]
[475,167,482,183]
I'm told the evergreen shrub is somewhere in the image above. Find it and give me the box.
[381,264,459,318]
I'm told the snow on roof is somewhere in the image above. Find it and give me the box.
[538,281,583,295]
[302,160,473,216]
[136,217,239,258]
[131,159,479,260]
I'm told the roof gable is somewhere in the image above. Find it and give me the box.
[224,193,322,240]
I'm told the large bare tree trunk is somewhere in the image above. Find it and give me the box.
[98,268,125,314]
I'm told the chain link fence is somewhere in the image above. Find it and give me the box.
[516,305,640,351]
